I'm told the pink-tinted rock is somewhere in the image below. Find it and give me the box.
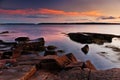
[85,60,96,70]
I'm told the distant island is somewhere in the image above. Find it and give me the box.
[1,22,120,25]
[0,23,36,25]
[38,22,120,25]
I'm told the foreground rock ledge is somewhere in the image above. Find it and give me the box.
[0,37,120,80]
[30,68,120,80]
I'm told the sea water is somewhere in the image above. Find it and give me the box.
[0,24,120,70]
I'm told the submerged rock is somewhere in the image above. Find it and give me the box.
[81,45,89,54]
[0,31,9,34]
[105,45,120,52]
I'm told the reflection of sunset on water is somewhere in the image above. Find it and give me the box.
[0,25,120,69]
[44,33,64,42]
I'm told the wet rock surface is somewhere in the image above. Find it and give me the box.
[46,45,57,50]
[0,37,45,80]
[15,37,30,43]
[30,67,120,80]
[81,45,89,54]
[90,68,120,80]
[0,37,120,80]
[68,32,120,45]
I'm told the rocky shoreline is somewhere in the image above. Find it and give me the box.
[0,33,120,80]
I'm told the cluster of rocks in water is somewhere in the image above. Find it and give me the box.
[0,37,96,80]
[0,35,120,80]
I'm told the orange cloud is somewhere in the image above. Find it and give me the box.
[0,8,102,17]
[40,8,102,17]
[80,11,102,17]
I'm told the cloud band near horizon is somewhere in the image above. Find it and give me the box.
[0,8,102,17]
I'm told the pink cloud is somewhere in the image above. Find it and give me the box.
[0,8,102,17]
[40,8,102,17]
[0,9,36,15]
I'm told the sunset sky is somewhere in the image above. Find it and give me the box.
[0,0,120,23]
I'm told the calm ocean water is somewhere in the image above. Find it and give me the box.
[0,24,120,70]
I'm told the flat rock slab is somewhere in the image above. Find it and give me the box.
[29,68,120,80]
[90,68,120,80]
[0,65,36,80]
[30,70,60,80]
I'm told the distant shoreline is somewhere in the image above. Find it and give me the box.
[1,22,120,25]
